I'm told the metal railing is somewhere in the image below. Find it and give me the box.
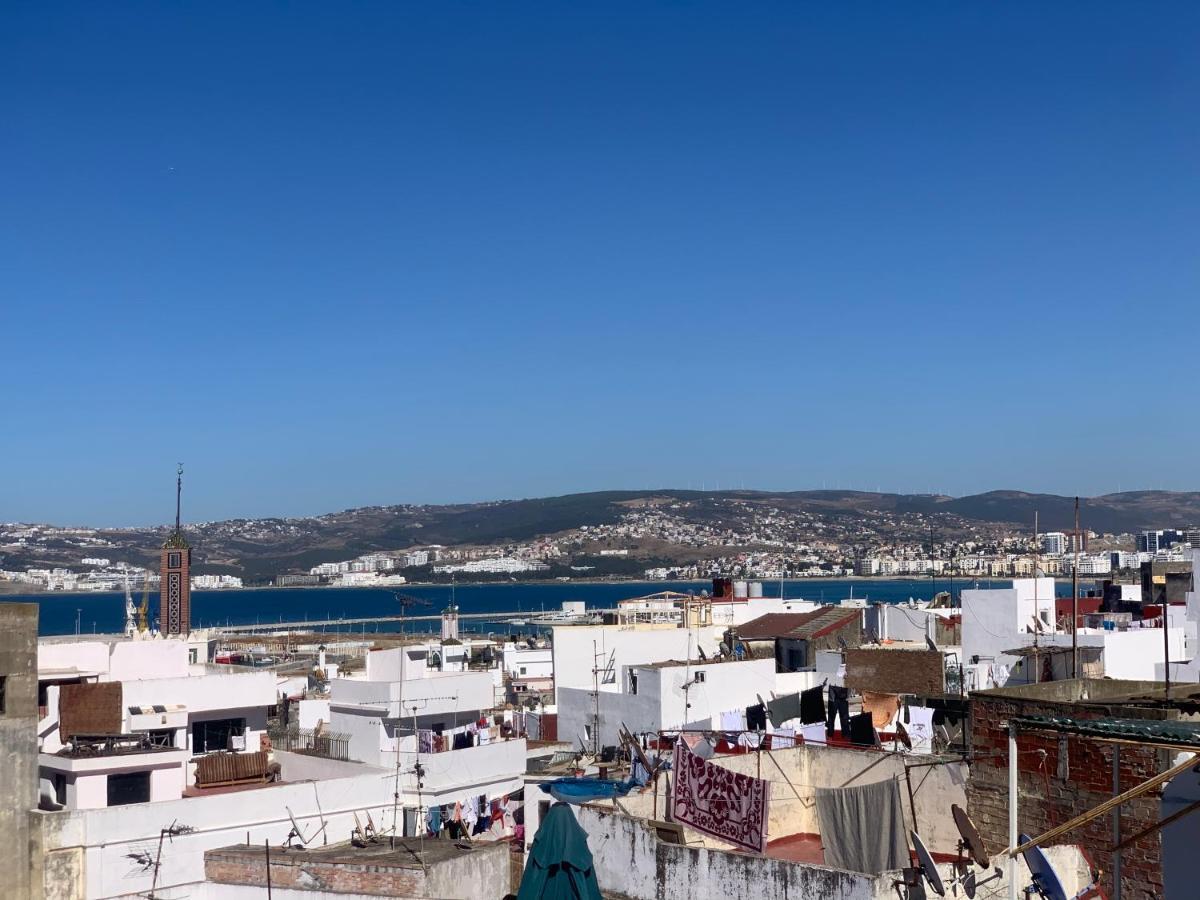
[268,726,351,761]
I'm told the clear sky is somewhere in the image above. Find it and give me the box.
[4,3,1198,526]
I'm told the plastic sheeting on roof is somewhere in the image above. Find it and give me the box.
[1013,715,1200,748]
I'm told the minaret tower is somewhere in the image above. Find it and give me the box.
[160,464,192,635]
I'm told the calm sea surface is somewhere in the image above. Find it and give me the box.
[0,577,1065,636]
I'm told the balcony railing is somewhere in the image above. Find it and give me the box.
[268,726,351,761]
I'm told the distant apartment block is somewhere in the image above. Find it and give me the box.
[1040,531,1067,555]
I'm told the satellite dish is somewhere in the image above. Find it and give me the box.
[951,803,990,868]
[911,830,945,896]
[895,720,912,751]
[286,807,328,849]
[962,869,977,899]
[925,635,939,652]
[1019,833,1068,900]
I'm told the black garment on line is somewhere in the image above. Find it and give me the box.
[453,732,472,750]
[826,685,851,736]
[746,704,767,731]
[800,685,826,725]
[848,712,876,747]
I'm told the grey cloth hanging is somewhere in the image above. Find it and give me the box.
[814,778,908,874]
[766,692,802,725]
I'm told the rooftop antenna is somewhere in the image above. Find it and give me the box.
[143,820,193,899]
[1072,497,1080,679]
[1032,510,1040,684]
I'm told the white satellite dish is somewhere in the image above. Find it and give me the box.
[285,807,328,849]
[910,829,945,897]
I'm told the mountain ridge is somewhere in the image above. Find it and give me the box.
[5,488,1199,580]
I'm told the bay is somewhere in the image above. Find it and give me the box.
[3,577,1026,636]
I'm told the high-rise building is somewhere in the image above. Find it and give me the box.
[159,466,192,635]
[1040,532,1067,555]
[1137,531,1161,553]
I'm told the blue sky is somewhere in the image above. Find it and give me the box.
[3,3,1198,525]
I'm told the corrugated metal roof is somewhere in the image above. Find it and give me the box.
[737,607,859,641]
[1014,714,1200,748]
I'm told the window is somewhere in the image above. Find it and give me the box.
[188,648,198,664]
[629,671,638,695]
[192,717,246,753]
[519,666,527,675]
[52,773,67,806]
[0,675,5,714]
[693,671,705,683]
[107,771,151,806]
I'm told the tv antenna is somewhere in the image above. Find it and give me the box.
[140,820,193,899]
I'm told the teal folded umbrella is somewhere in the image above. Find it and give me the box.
[518,802,603,900]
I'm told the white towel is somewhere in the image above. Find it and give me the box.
[906,707,936,754]
[720,710,746,732]
[770,728,796,748]
[800,723,827,745]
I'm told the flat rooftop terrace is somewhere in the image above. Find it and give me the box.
[209,834,505,869]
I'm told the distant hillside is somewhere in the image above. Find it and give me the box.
[5,488,1199,580]
[895,490,1200,534]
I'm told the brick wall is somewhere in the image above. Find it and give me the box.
[205,849,428,897]
[967,691,1169,900]
[844,648,944,696]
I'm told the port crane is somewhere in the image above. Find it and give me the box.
[138,567,152,633]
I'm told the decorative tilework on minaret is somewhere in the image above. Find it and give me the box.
[160,464,191,635]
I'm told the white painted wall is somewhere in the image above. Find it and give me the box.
[122,671,276,716]
[714,597,821,626]
[297,698,330,730]
[558,658,781,748]
[73,774,108,811]
[815,650,844,686]
[502,645,553,678]
[330,670,494,718]
[1031,628,1189,681]
[961,578,1056,672]
[34,751,399,899]
[38,638,191,682]
[551,625,711,702]
[866,604,942,643]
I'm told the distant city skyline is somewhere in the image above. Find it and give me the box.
[4,3,1198,525]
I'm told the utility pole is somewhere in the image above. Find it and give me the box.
[1032,511,1040,685]
[1164,580,1172,702]
[1072,497,1080,679]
